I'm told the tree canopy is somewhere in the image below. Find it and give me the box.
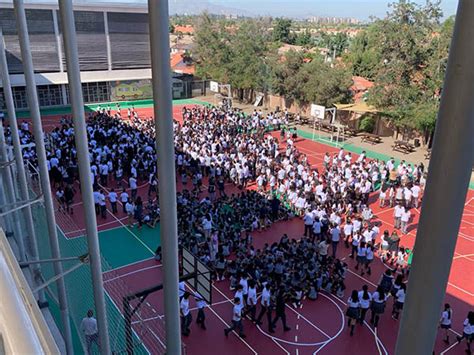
[346,0,452,138]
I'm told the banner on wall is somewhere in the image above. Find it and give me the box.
[110,80,153,102]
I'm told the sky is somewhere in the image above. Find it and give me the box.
[208,0,458,20]
[9,0,459,20]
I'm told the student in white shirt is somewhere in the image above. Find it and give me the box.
[303,210,314,238]
[120,189,129,213]
[411,183,421,208]
[256,283,273,333]
[358,285,372,325]
[246,280,258,321]
[456,311,474,353]
[394,203,404,229]
[439,303,452,344]
[81,310,99,354]
[391,283,406,320]
[108,188,118,214]
[180,292,192,336]
[194,292,207,330]
[224,297,246,338]
[401,208,411,234]
[129,176,138,200]
[346,290,360,336]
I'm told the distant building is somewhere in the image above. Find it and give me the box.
[0,1,193,110]
[307,16,360,25]
[173,25,194,35]
[351,76,374,102]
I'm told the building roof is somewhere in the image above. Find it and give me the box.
[174,25,194,34]
[170,51,195,75]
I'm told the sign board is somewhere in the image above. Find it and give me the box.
[110,80,153,101]
[254,94,264,107]
[311,104,326,119]
[209,81,219,93]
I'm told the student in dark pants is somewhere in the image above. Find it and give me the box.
[256,283,274,333]
[224,297,245,338]
[194,292,207,330]
[272,289,291,331]
[180,292,192,336]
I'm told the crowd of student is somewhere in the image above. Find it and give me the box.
[6,104,472,352]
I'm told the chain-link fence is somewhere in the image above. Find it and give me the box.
[18,162,172,354]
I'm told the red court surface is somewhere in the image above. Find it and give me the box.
[37,104,473,354]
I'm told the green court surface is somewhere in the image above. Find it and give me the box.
[97,224,160,269]
[34,199,160,354]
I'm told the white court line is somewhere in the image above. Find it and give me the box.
[465,197,473,207]
[131,299,232,325]
[312,293,346,355]
[346,269,378,288]
[103,288,152,355]
[374,207,395,217]
[447,282,474,297]
[188,284,258,354]
[272,338,291,355]
[105,208,156,254]
[326,293,388,355]
[104,264,162,284]
[440,341,459,355]
[65,216,129,235]
[103,257,155,275]
[453,253,474,261]
[285,305,331,339]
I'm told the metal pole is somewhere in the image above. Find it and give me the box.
[57,1,111,354]
[0,121,25,261]
[395,1,474,354]
[13,1,73,353]
[0,29,44,302]
[148,1,182,354]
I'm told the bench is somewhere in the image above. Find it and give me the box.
[424,149,431,159]
[361,133,382,144]
[392,140,416,154]
[346,127,360,137]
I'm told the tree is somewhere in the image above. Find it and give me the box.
[268,50,306,103]
[295,30,312,47]
[320,32,350,57]
[299,58,353,106]
[272,18,294,44]
[227,20,268,100]
[169,24,175,34]
[344,28,382,80]
[193,13,233,83]
[362,0,448,139]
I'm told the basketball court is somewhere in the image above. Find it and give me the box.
[29,102,473,354]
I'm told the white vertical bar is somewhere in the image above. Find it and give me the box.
[395,1,474,354]
[13,1,73,353]
[148,0,182,353]
[103,11,112,71]
[51,9,64,73]
[57,1,111,354]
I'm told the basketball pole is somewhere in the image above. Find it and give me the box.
[148,0,182,354]
[58,0,111,353]
[395,1,474,354]
[13,0,74,353]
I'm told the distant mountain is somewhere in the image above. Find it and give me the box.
[168,0,252,16]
